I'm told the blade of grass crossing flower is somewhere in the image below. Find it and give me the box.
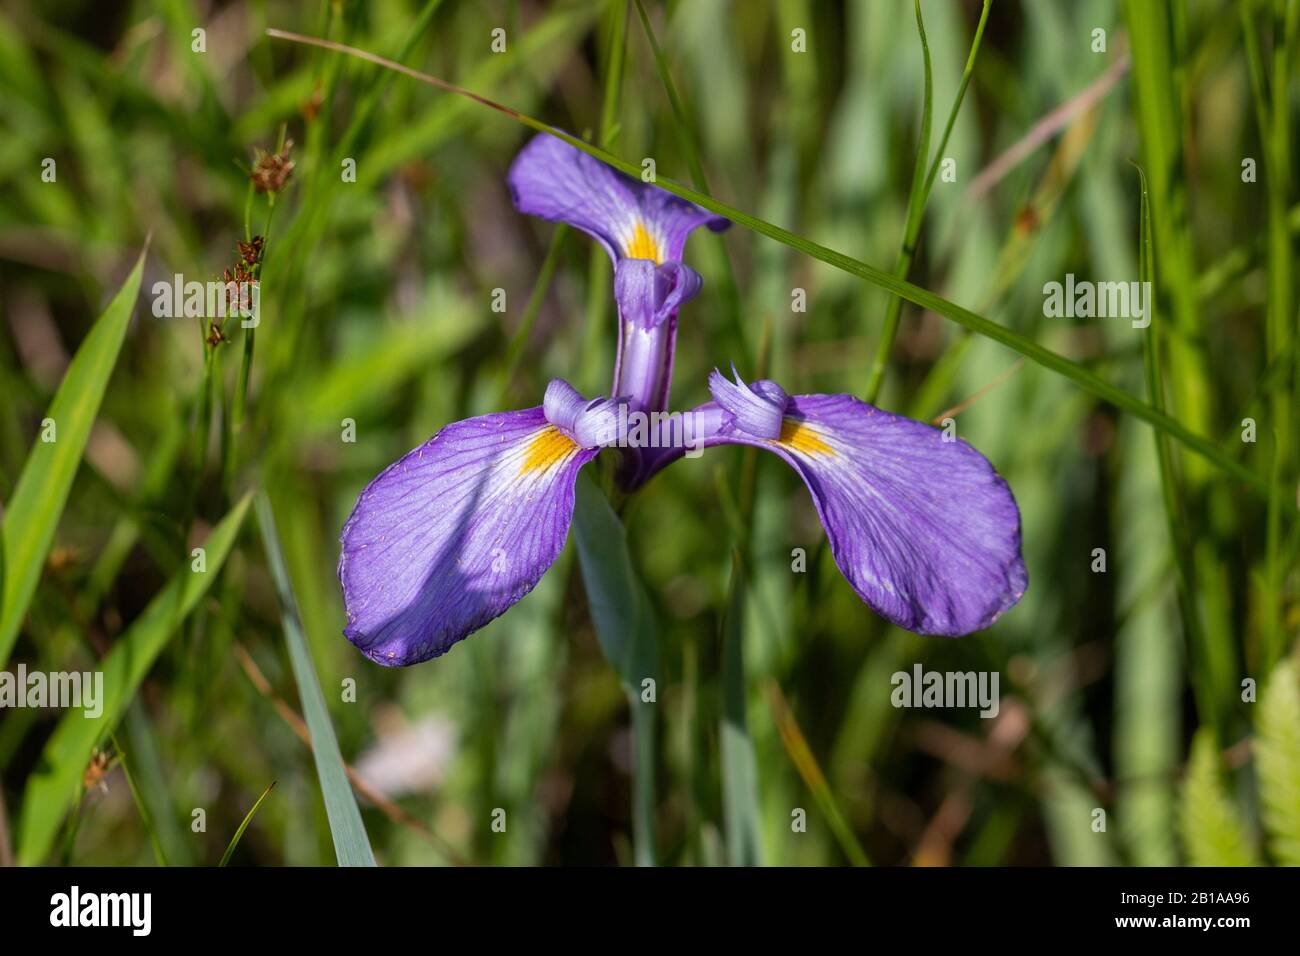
[720,550,763,865]
[255,492,375,866]
[220,781,277,867]
[262,29,1293,510]
[0,245,146,670]
[573,473,659,865]
[16,493,252,865]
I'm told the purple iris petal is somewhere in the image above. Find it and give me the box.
[507,132,729,265]
[339,382,606,666]
[613,259,703,329]
[636,376,1028,636]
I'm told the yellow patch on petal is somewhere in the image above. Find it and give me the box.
[778,419,835,457]
[521,426,579,475]
[625,221,661,263]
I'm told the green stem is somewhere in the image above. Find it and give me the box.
[632,0,749,367]
[499,224,568,404]
[865,0,991,403]
[629,686,657,866]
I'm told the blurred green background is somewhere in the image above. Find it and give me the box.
[0,0,1297,867]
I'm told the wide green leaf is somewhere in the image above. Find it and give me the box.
[572,473,658,865]
[16,492,252,865]
[0,245,147,669]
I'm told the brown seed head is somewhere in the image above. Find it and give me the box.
[251,140,295,194]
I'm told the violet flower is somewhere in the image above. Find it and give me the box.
[339,136,1027,667]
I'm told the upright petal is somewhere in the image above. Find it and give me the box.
[611,259,702,412]
[507,133,728,265]
[339,406,599,666]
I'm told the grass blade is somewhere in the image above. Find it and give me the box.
[764,679,869,866]
[0,244,147,668]
[16,492,252,865]
[866,0,991,402]
[219,780,277,867]
[108,732,168,867]
[255,492,375,867]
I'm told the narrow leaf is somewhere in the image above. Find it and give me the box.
[220,781,277,867]
[0,245,147,668]
[255,492,375,867]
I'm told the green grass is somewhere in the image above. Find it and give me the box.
[0,0,1296,867]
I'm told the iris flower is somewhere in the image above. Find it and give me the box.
[339,133,1026,666]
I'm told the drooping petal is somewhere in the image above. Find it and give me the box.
[507,133,728,265]
[636,378,1027,635]
[339,405,599,666]
[738,393,1026,634]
